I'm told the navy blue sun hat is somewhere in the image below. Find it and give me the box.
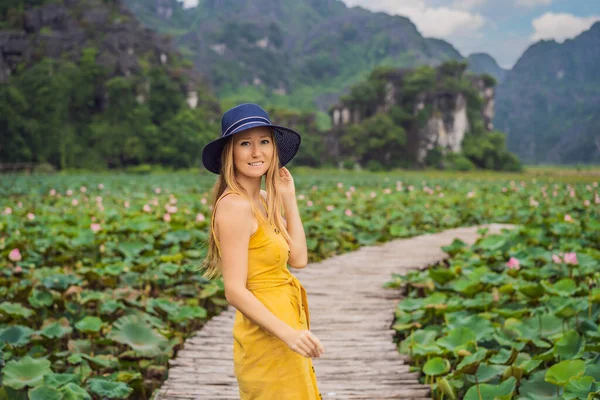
[201,103,302,174]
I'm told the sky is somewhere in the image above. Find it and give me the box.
[340,0,600,69]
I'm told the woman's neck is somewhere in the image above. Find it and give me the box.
[233,174,262,201]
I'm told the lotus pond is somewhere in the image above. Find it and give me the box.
[0,170,598,399]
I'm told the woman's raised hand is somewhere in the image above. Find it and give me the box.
[276,167,296,199]
[284,329,324,358]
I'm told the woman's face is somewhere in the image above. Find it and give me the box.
[232,126,274,178]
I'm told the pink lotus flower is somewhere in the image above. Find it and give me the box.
[306,200,313,207]
[506,257,520,270]
[163,213,171,222]
[467,192,475,198]
[14,265,22,274]
[152,198,159,206]
[80,186,87,193]
[564,214,572,222]
[124,201,130,208]
[298,194,305,200]
[383,188,392,194]
[98,183,104,189]
[49,189,56,196]
[95,196,102,203]
[563,252,578,265]
[4,207,12,215]
[370,192,376,198]
[196,213,205,222]
[155,188,161,194]
[27,213,35,221]
[8,248,21,262]
[552,254,562,263]
[584,200,590,207]
[337,182,343,189]
[201,197,207,204]
[66,189,73,196]
[90,223,101,233]
[344,209,353,217]
[71,199,78,206]
[143,204,151,213]
[326,205,334,211]
[350,186,356,192]
[438,193,444,198]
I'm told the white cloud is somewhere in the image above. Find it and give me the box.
[531,12,600,42]
[516,0,552,7]
[179,0,198,9]
[342,0,486,37]
[451,0,486,11]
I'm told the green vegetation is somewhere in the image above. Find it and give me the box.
[0,170,597,398]
[388,181,600,398]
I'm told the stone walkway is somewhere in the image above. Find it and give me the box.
[155,224,514,400]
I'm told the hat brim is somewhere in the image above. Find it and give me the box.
[201,122,301,174]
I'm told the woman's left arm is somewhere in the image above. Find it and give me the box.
[277,167,308,269]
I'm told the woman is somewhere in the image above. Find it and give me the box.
[201,103,324,399]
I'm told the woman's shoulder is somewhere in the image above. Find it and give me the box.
[214,192,252,221]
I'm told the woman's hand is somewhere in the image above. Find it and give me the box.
[276,167,296,200]
[283,329,324,358]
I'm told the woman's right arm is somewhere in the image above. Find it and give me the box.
[215,194,323,358]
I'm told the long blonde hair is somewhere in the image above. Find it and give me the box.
[201,129,291,279]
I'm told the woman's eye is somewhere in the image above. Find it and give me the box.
[261,140,270,144]
[241,142,250,146]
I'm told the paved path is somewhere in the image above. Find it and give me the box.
[155,224,514,399]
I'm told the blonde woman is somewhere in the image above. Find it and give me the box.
[201,103,324,399]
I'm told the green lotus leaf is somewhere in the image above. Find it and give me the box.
[465,363,506,384]
[44,373,81,388]
[522,314,563,337]
[436,327,477,352]
[545,359,586,387]
[519,359,543,374]
[541,279,579,297]
[519,370,562,399]
[159,262,180,275]
[68,353,83,364]
[107,314,168,357]
[86,378,133,399]
[396,298,424,311]
[104,264,126,276]
[475,235,506,252]
[422,292,447,307]
[441,238,467,255]
[28,288,54,308]
[67,339,92,354]
[554,331,586,360]
[452,278,483,296]
[100,299,127,315]
[563,376,597,400]
[437,377,457,400]
[518,283,545,299]
[0,325,34,347]
[40,318,73,339]
[148,298,180,315]
[75,316,104,333]
[167,305,208,323]
[423,357,450,376]
[585,356,600,381]
[41,274,82,291]
[80,291,106,304]
[108,370,143,383]
[28,385,62,400]
[411,343,444,357]
[0,302,34,318]
[59,382,92,400]
[456,348,487,374]
[428,267,456,284]
[2,356,52,389]
[117,241,149,259]
[489,348,519,365]
[81,354,118,369]
[463,376,516,400]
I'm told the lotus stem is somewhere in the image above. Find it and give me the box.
[475,375,482,400]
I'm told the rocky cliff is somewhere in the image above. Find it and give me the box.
[0,0,203,107]
[328,62,496,165]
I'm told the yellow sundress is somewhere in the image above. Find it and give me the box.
[211,191,322,400]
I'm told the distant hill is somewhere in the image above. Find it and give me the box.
[466,53,507,83]
[123,0,464,111]
[495,22,600,164]
[0,0,220,169]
